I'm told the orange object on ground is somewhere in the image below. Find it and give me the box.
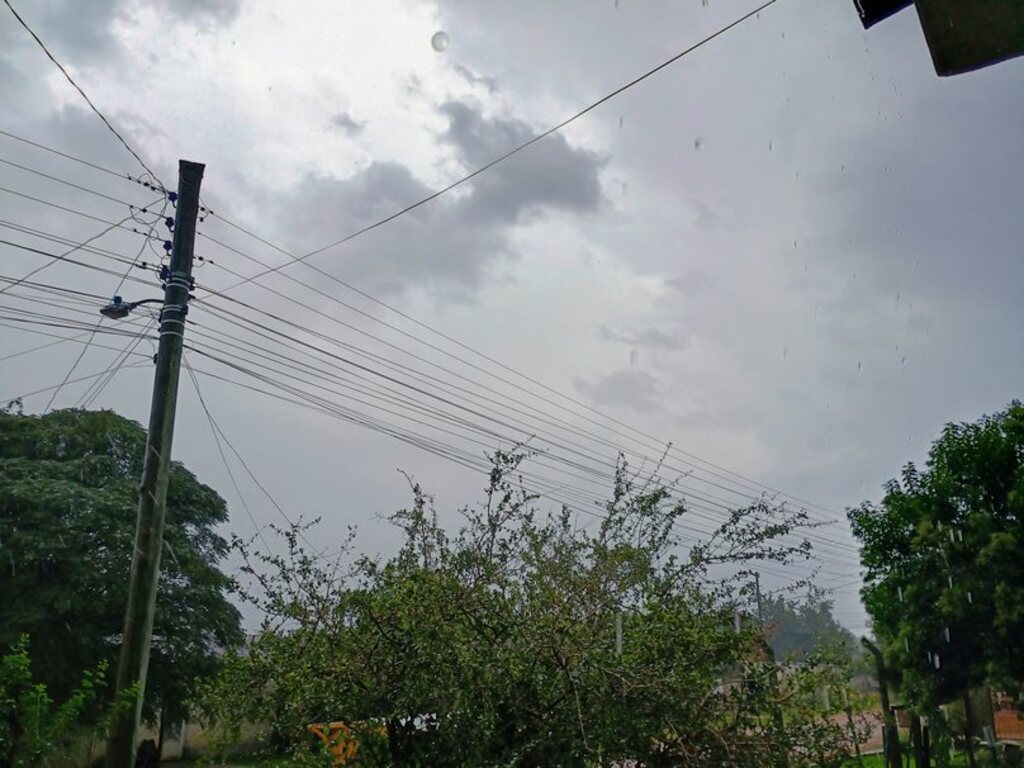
[308,722,360,765]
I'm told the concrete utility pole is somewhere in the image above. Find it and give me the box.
[105,160,204,767]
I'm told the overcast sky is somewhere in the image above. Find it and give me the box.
[2,0,1022,636]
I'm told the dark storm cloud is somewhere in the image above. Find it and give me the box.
[437,100,604,222]
[266,99,605,297]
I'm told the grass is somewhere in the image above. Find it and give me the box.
[845,750,1006,767]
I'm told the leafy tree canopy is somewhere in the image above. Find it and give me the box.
[848,400,1024,708]
[202,452,862,767]
[0,407,244,725]
[761,590,857,662]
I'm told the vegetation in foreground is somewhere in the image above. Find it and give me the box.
[199,450,867,767]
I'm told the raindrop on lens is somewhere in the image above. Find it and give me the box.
[431,31,449,52]
[694,137,705,151]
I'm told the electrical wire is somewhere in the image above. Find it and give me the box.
[183,339,858,578]
[182,357,275,555]
[188,282,860,561]
[201,212,846,527]
[0,128,131,181]
[2,0,164,186]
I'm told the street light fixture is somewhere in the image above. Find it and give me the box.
[99,295,163,320]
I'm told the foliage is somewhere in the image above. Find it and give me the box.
[0,636,107,766]
[849,401,1024,710]
[760,590,858,661]
[0,408,244,726]
[201,451,863,767]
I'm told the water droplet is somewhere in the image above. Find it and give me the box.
[857,362,863,372]
[895,292,901,303]
[693,137,705,151]
[793,239,798,249]
[768,141,774,152]
[431,31,449,52]
[840,164,846,172]
[782,345,789,359]
[621,181,629,196]
[618,116,624,129]
[901,356,907,365]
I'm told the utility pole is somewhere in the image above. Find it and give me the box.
[105,160,204,767]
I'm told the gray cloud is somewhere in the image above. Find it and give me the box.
[438,100,604,222]
[9,0,238,63]
[574,369,662,413]
[599,325,688,351]
[454,63,499,93]
[330,112,365,136]
[264,98,605,298]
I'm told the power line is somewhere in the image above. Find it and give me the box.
[188,277,861,559]
[0,185,166,242]
[189,276,858,555]
[0,156,146,208]
[186,354,856,579]
[0,218,136,295]
[201,220,844,527]
[182,358,274,555]
[0,28,839,529]
[0,3,850,563]
[182,340,858,576]
[78,316,157,408]
[2,0,163,185]
[0,128,131,181]
[1,355,151,406]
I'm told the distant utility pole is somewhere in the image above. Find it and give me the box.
[105,160,204,767]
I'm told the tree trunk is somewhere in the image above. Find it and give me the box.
[911,714,926,767]
[157,706,166,760]
[962,693,977,768]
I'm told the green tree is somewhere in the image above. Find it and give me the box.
[202,452,860,767]
[0,407,243,735]
[848,401,1024,711]
[0,636,122,767]
[761,590,857,661]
